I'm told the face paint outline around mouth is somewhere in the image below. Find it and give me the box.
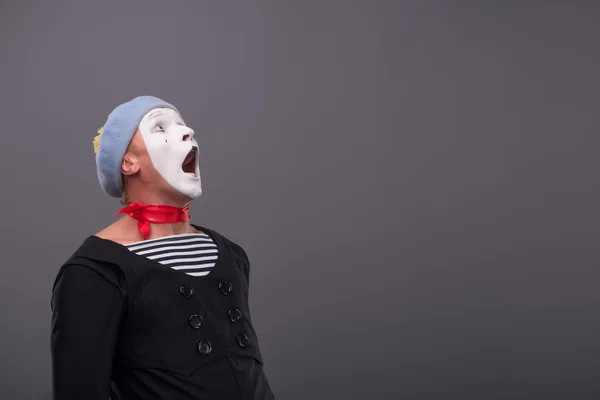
[181,145,199,178]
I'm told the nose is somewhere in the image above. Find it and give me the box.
[181,127,194,142]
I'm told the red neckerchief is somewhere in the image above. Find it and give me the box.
[113,202,191,240]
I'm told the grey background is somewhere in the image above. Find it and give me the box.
[0,1,598,399]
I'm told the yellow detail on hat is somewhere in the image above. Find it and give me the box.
[93,127,103,154]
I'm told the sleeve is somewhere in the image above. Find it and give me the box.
[50,263,126,400]
[241,246,251,301]
[241,246,251,284]
[229,240,251,283]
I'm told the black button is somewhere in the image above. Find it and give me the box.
[197,340,212,355]
[237,333,250,348]
[228,308,242,323]
[179,284,194,299]
[189,314,203,329]
[218,280,233,295]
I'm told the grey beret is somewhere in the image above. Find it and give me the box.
[94,95,178,198]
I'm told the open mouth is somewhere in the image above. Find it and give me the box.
[182,146,198,177]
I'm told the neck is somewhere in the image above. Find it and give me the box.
[126,190,190,209]
[119,191,196,240]
[123,216,195,238]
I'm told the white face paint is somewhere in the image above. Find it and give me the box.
[138,107,202,199]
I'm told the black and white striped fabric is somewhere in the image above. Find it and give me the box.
[124,233,218,277]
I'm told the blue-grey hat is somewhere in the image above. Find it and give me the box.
[94,95,178,198]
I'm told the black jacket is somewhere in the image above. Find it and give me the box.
[50,225,274,400]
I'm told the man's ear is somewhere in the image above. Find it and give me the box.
[121,152,140,176]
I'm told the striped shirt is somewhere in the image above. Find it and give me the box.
[124,233,218,277]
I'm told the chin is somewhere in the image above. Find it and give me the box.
[173,182,202,202]
[186,188,203,200]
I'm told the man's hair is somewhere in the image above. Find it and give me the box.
[121,175,128,205]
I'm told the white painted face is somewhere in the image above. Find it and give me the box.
[138,107,202,199]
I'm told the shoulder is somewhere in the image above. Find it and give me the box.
[195,224,249,261]
[51,258,128,314]
[53,236,131,293]
[95,216,142,244]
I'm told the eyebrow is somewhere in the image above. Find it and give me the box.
[147,110,165,120]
